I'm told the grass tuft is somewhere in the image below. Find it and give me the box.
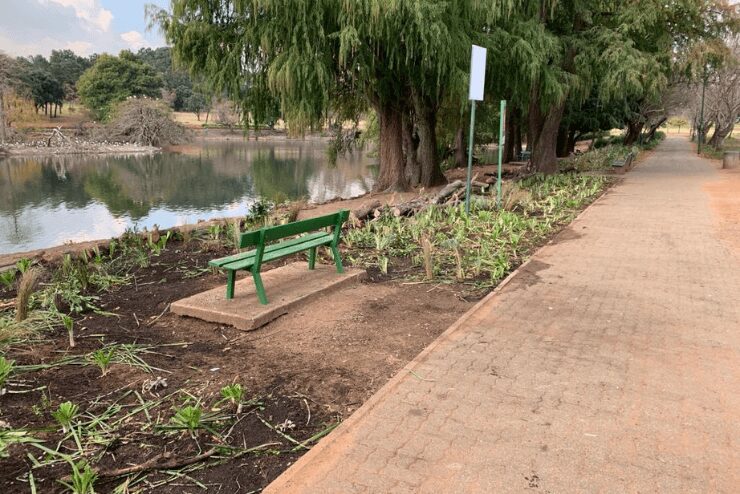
[15,268,41,323]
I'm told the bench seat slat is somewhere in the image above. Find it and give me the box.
[213,233,334,271]
[209,231,330,268]
[219,235,334,272]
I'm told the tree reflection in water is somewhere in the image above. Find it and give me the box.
[0,140,376,254]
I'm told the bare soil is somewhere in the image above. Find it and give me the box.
[0,239,472,493]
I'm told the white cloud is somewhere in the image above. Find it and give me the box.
[64,40,94,55]
[120,31,151,51]
[0,1,166,57]
[47,0,113,32]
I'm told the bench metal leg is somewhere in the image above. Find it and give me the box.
[226,270,236,299]
[331,245,344,274]
[308,247,317,270]
[251,269,268,305]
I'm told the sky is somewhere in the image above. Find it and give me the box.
[0,0,170,58]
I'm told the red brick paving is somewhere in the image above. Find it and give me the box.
[266,136,740,493]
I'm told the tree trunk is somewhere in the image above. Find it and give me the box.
[412,92,446,187]
[709,121,735,149]
[528,88,565,174]
[375,102,408,192]
[624,120,644,146]
[454,126,466,168]
[402,111,420,187]
[644,117,666,141]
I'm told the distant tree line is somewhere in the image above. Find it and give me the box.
[0,47,213,129]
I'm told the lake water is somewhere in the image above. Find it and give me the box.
[0,139,377,255]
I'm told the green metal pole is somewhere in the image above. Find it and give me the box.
[497,100,506,209]
[465,101,477,215]
[698,64,707,155]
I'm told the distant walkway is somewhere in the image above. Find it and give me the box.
[266,136,740,493]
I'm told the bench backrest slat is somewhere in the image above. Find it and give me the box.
[262,210,347,242]
[238,210,349,248]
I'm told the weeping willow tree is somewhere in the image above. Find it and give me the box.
[482,0,729,172]
[151,0,517,191]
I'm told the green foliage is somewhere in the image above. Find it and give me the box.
[0,429,39,459]
[0,355,14,391]
[566,145,634,172]
[220,383,246,413]
[346,173,610,289]
[77,52,163,120]
[170,405,203,433]
[49,49,92,99]
[52,401,80,433]
[89,347,115,377]
[15,258,32,274]
[59,460,97,494]
[0,269,16,289]
[15,60,65,111]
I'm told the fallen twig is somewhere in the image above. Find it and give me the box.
[148,303,171,327]
[96,447,217,478]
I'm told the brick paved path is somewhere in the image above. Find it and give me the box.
[266,137,740,493]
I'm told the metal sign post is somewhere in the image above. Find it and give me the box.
[497,100,506,209]
[465,45,487,215]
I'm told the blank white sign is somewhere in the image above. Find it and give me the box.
[469,45,487,101]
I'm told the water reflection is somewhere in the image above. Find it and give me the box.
[0,140,376,254]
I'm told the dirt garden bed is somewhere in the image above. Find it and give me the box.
[0,168,619,493]
[0,234,473,493]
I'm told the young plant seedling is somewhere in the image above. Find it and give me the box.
[220,383,245,414]
[0,355,14,395]
[378,256,389,275]
[0,269,16,289]
[61,315,75,348]
[15,258,32,274]
[60,460,97,494]
[52,401,79,434]
[170,405,203,435]
[89,348,115,377]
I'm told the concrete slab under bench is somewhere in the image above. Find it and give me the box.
[171,262,363,331]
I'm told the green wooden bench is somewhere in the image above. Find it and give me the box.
[209,210,350,305]
[611,151,636,169]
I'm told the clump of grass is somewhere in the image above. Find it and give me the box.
[15,267,41,322]
[0,269,16,289]
[89,347,115,376]
[60,460,97,494]
[15,258,32,274]
[220,383,246,414]
[0,355,14,394]
[227,219,242,250]
[208,224,222,241]
[52,401,79,433]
